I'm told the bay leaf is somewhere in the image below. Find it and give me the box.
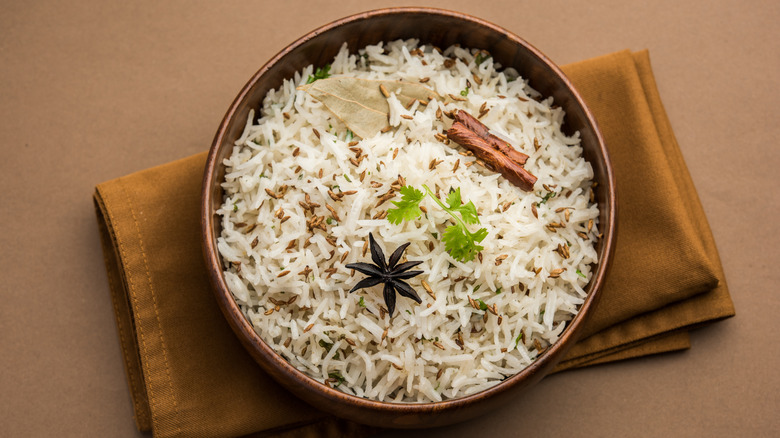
[297,77,442,139]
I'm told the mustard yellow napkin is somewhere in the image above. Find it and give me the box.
[93,50,734,437]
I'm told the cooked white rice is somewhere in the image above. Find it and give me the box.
[217,39,599,402]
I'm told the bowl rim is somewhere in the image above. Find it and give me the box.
[202,6,616,418]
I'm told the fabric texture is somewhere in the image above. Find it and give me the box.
[93,50,734,437]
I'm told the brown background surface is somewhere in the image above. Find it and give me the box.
[1,0,777,436]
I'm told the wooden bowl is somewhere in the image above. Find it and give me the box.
[202,7,616,429]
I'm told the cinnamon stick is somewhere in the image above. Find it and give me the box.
[447,122,537,191]
[453,110,528,165]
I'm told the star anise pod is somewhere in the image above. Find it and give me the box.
[345,233,423,317]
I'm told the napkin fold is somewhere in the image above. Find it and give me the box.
[94,50,734,438]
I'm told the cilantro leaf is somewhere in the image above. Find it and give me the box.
[387,186,425,224]
[306,64,331,84]
[477,299,488,311]
[358,296,366,307]
[445,188,480,224]
[538,191,556,204]
[328,372,346,386]
[475,52,491,66]
[514,332,524,348]
[442,224,485,262]
[386,184,488,263]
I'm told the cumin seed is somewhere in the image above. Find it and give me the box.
[277,270,290,277]
[312,128,320,139]
[548,268,565,278]
[379,84,390,98]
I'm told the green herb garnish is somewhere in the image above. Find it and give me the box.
[233,204,238,212]
[495,287,502,294]
[475,52,491,66]
[460,87,469,97]
[473,284,481,292]
[345,130,353,141]
[387,185,488,262]
[319,339,333,350]
[538,191,556,204]
[343,174,351,182]
[328,371,346,386]
[477,299,488,311]
[306,64,331,84]
[514,332,524,348]
[358,296,366,307]
[576,269,587,279]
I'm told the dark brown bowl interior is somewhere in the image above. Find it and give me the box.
[202,7,616,429]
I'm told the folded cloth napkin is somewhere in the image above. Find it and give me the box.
[93,50,734,438]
